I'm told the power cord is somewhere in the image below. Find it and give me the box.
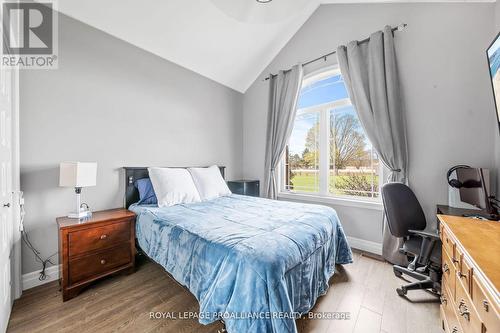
[18,191,58,281]
[21,230,58,281]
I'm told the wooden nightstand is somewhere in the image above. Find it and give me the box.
[57,208,136,301]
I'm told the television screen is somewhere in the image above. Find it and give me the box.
[487,32,500,132]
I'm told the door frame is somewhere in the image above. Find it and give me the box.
[0,2,23,329]
[11,66,21,301]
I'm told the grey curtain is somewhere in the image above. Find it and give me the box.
[264,64,304,199]
[337,26,409,265]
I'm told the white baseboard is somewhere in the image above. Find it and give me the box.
[347,236,382,256]
[22,265,60,291]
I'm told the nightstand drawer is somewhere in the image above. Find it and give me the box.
[69,243,131,285]
[58,209,136,301]
[68,219,131,257]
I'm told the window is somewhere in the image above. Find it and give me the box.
[283,67,381,200]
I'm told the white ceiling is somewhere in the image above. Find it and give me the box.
[56,0,494,93]
[56,0,320,93]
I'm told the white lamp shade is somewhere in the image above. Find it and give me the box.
[59,162,97,188]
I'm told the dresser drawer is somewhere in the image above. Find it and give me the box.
[472,275,500,333]
[456,246,472,293]
[441,304,457,333]
[441,283,462,333]
[443,247,457,301]
[69,243,131,285]
[442,227,457,266]
[68,219,131,257]
[455,277,482,333]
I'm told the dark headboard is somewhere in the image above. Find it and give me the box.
[123,166,226,208]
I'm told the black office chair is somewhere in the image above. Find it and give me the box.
[381,183,441,298]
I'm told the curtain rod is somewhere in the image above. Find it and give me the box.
[263,23,407,81]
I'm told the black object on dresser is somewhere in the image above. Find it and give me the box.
[437,204,499,221]
[227,180,260,197]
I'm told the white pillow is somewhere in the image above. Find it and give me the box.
[188,165,232,201]
[148,167,201,207]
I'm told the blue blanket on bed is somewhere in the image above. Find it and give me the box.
[130,194,352,333]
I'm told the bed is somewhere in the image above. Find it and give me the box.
[124,167,353,333]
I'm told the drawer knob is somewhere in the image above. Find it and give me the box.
[100,234,108,240]
[451,327,459,333]
[457,271,467,279]
[452,257,459,264]
[483,300,489,312]
[458,299,466,308]
[459,309,470,321]
[100,259,106,265]
[458,299,470,321]
[443,263,449,273]
[440,295,447,305]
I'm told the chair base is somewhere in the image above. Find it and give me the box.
[393,265,441,298]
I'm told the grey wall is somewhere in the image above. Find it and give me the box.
[20,14,243,274]
[242,3,497,244]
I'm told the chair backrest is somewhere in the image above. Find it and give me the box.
[381,183,427,238]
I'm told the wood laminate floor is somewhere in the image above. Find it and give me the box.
[7,251,440,333]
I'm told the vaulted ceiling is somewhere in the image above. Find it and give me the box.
[55,0,489,93]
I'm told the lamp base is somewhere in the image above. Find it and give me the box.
[67,210,91,219]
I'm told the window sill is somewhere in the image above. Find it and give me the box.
[277,192,384,211]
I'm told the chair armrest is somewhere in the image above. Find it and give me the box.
[408,230,440,267]
[408,229,440,241]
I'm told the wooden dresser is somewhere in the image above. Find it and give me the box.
[438,215,499,333]
[57,208,136,301]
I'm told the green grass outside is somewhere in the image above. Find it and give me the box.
[288,171,379,197]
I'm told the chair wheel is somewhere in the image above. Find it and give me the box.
[396,287,406,297]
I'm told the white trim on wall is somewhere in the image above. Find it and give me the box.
[278,191,384,211]
[22,265,60,291]
[347,236,382,256]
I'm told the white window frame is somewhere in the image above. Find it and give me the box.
[278,66,384,209]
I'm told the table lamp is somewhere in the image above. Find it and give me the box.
[59,162,97,218]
